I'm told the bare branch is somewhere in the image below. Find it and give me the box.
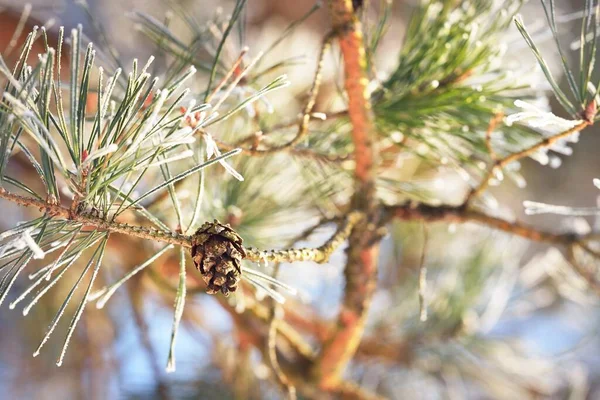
[387,201,578,245]
[245,211,363,264]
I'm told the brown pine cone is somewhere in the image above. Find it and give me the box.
[191,220,246,296]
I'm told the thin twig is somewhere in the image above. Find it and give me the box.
[0,188,192,247]
[212,136,350,163]
[484,112,504,161]
[467,120,591,203]
[267,304,297,400]
[245,211,363,264]
[232,110,348,148]
[220,32,335,155]
[418,223,428,322]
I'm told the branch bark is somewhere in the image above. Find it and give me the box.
[467,120,591,202]
[314,0,380,389]
[0,188,192,247]
[387,202,578,245]
[245,211,363,264]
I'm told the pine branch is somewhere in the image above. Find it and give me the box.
[315,0,380,389]
[467,119,592,202]
[386,200,600,299]
[0,188,192,247]
[386,201,579,244]
[373,0,531,169]
[1,187,364,265]
[205,33,335,158]
[4,2,600,398]
[245,211,363,264]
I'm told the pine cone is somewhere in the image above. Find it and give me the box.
[191,220,246,296]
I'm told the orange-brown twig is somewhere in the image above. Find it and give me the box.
[467,120,591,203]
[212,136,350,163]
[484,112,504,161]
[221,32,334,155]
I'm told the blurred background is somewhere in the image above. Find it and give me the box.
[1,0,600,399]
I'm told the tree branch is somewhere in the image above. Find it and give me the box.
[245,211,363,264]
[0,187,364,267]
[315,0,380,389]
[0,188,192,247]
[387,201,579,245]
[210,33,335,158]
[386,201,600,291]
[467,120,591,202]
[232,109,349,148]
[212,136,350,163]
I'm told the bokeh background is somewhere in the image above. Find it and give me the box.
[1,0,600,399]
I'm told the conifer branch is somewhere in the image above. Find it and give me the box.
[245,211,363,264]
[315,0,380,389]
[387,201,600,295]
[232,109,348,148]
[0,186,364,271]
[467,119,592,202]
[387,201,578,244]
[0,188,192,247]
[3,2,599,398]
[209,32,335,157]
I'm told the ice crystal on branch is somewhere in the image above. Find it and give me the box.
[0,18,289,371]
